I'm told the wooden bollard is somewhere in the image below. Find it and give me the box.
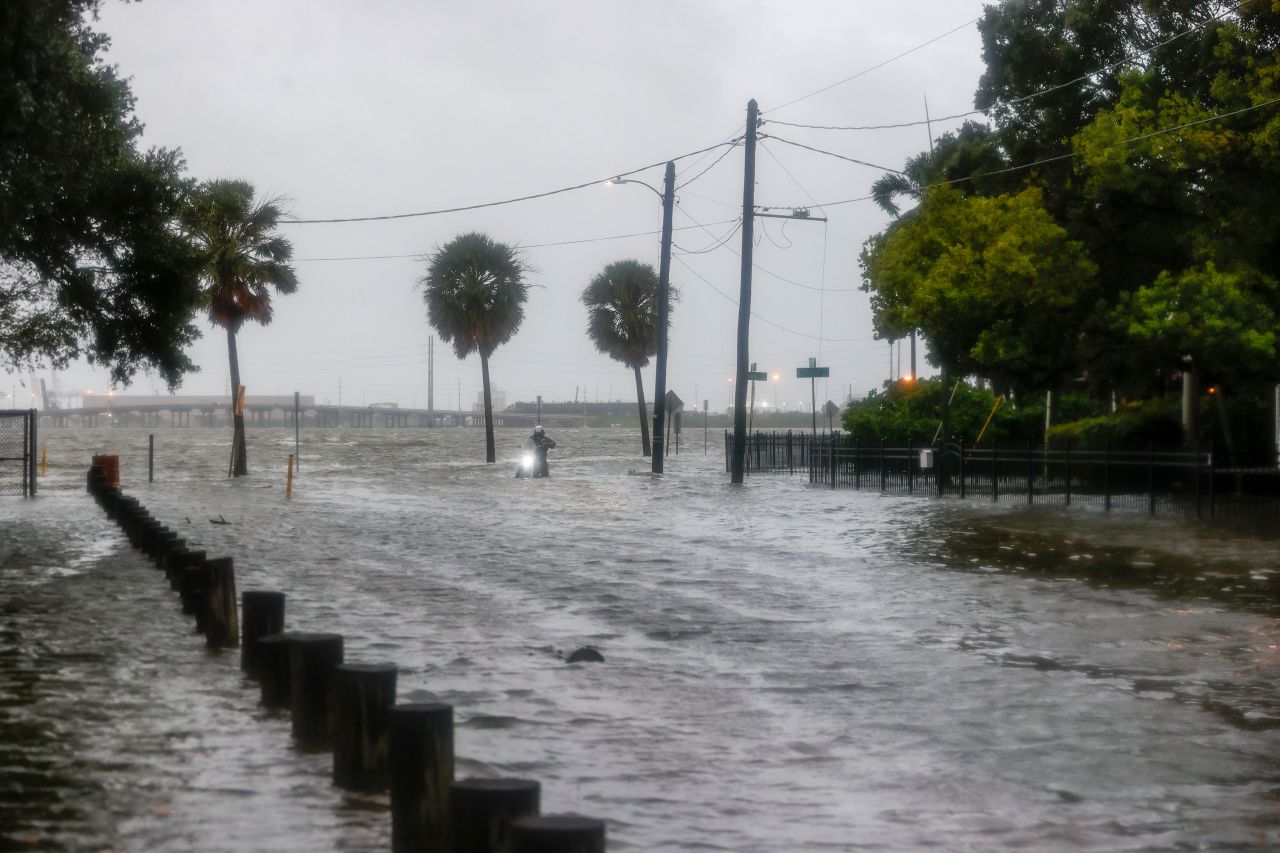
[241,591,286,675]
[132,517,162,550]
[203,557,239,648]
[114,495,140,523]
[140,522,167,555]
[149,530,179,563]
[257,633,294,709]
[333,664,397,790]
[510,815,605,853]
[157,539,187,574]
[389,703,454,852]
[170,548,205,593]
[122,509,150,544]
[178,558,208,617]
[449,778,541,853]
[289,633,344,747]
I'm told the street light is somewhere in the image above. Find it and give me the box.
[608,163,676,474]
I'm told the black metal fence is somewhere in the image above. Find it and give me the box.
[726,431,1280,522]
[0,409,38,497]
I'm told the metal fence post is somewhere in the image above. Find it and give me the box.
[830,434,837,489]
[992,440,999,503]
[1064,442,1071,506]
[1209,440,1216,518]
[907,437,914,495]
[1152,440,1162,514]
[959,444,966,499]
[854,438,860,491]
[1194,442,1202,518]
[1104,440,1112,511]
[1026,441,1034,504]
[880,439,886,492]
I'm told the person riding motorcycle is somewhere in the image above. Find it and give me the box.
[527,425,556,477]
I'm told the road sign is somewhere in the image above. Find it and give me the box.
[797,356,828,379]
[823,400,840,418]
[746,371,767,381]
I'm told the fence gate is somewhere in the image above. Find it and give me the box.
[0,409,37,497]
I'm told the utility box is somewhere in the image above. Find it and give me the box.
[919,448,935,470]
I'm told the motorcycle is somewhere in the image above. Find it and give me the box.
[515,449,551,479]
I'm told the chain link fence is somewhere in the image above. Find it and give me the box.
[0,410,37,496]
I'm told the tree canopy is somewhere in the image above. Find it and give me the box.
[1,0,203,387]
[860,0,1280,404]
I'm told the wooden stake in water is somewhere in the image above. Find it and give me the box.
[294,390,300,471]
[41,446,46,478]
[286,454,294,500]
[148,433,154,482]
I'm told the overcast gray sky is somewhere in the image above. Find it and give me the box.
[10,0,994,413]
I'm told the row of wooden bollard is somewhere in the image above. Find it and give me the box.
[86,464,607,852]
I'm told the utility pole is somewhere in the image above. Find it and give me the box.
[427,336,434,427]
[652,160,676,475]
[730,98,759,484]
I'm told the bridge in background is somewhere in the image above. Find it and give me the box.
[38,394,586,429]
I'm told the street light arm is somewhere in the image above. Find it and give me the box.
[607,176,665,201]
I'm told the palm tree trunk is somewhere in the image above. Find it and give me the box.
[481,352,496,463]
[227,327,248,476]
[634,365,651,457]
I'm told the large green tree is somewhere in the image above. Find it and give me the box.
[862,0,1280,414]
[421,233,530,464]
[181,180,297,477]
[1,0,203,385]
[861,186,1097,397]
[582,260,674,458]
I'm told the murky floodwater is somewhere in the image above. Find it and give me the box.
[2,425,1278,851]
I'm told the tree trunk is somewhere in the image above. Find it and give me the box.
[634,365,651,457]
[1181,369,1199,449]
[227,327,248,476]
[480,352,495,463]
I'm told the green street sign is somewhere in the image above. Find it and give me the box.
[746,371,767,381]
[796,367,829,378]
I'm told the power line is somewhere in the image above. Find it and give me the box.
[676,208,859,293]
[768,16,981,114]
[294,219,740,262]
[672,218,743,255]
[764,0,1258,133]
[672,254,864,342]
[780,94,1280,208]
[759,135,905,174]
[676,139,742,190]
[281,139,737,225]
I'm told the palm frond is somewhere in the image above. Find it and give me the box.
[420,232,530,359]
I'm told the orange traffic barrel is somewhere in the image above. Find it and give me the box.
[91,454,120,486]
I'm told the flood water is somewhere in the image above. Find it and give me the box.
[2,425,1278,851]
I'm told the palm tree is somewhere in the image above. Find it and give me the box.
[870,150,936,219]
[421,232,530,463]
[582,259,675,458]
[182,179,297,477]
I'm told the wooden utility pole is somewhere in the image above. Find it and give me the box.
[730,99,759,485]
[652,161,676,474]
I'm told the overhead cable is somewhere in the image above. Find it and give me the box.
[765,0,1257,133]
[294,219,741,262]
[672,254,865,342]
[778,94,1280,209]
[767,16,980,114]
[282,139,738,225]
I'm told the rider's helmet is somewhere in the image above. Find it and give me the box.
[534,425,545,437]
